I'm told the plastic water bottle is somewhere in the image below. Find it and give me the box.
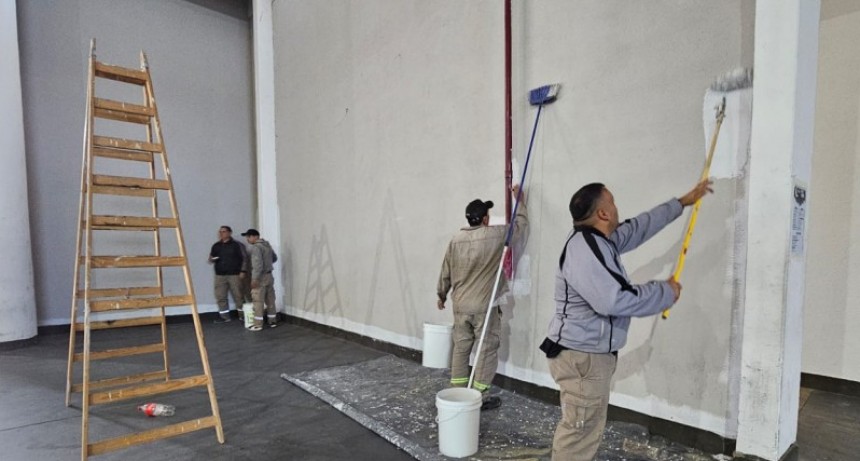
[137,403,175,417]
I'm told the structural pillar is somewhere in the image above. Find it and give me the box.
[252,0,284,310]
[0,0,38,343]
[737,0,820,459]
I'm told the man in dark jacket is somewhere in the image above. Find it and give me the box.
[542,180,711,460]
[209,226,248,323]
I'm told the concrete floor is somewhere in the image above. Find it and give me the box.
[1,319,858,460]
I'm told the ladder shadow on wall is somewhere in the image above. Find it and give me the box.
[364,190,418,338]
[302,225,344,319]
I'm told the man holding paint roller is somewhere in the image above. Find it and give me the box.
[541,179,712,461]
[437,185,528,410]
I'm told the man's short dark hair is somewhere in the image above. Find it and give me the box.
[220,225,232,233]
[569,183,606,222]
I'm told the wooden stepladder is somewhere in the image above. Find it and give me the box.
[65,39,224,460]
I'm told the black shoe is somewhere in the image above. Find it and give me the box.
[214,317,232,324]
[481,395,501,411]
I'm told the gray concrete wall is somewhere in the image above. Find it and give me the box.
[17,0,255,325]
[803,5,860,382]
[273,1,753,437]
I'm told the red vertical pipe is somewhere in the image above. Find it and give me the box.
[504,0,513,223]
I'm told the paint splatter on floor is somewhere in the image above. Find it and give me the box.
[282,355,725,461]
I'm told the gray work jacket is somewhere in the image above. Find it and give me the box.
[249,239,276,281]
[547,198,683,353]
[437,203,528,314]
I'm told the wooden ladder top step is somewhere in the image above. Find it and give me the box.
[94,61,149,85]
[88,374,209,405]
[88,294,194,312]
[73,342,164,362]
[89,215,178,230]
[93,135,162,153]
[87,416,217,457]
[70,369,168,394]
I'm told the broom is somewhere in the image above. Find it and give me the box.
[467,83,560,391]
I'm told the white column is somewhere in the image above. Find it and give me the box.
[252,0,284,311]
[737,0,820,459]
[0,0,38,343]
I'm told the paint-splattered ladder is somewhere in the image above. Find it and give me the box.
[65,39,224,460]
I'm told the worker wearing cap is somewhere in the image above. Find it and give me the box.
[437,186,528,410]
[241,228,279,331]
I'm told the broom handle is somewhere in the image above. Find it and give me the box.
[662,104,725,319]
[467,104,543,390]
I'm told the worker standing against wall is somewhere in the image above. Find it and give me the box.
[242,228,279,331]
[208,225,248,323]
[437,185,528,410]
[540,180,712,460]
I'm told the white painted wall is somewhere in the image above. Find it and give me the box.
[17,0,255,325]
[273,0,753,438]
[803,6,860,383]
[0,0,37,343]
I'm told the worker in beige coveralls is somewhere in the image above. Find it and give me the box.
[437,185,527,410]
[241,228,279,331]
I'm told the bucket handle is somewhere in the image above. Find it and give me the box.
[436,406,478,425]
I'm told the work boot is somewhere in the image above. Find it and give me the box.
[214,316,231,324]
[481,395,501,411]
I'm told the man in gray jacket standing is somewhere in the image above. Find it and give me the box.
[541,180,711,461]
[242,228,279,331]
[437,185,527,410]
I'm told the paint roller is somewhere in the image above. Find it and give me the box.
[467,83,559,391]
[662,68,753,319]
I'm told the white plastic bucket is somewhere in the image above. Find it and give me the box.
[422,323,453,368]
[436,388,482,458]
[242,302,254,329]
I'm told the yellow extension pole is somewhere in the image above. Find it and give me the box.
[662,99,726,319]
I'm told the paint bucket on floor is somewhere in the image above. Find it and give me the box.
[422,323,453,368]
[242,302,254,329]
[436,388,482,457]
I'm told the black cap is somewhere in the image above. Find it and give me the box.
[241,228,260,237]
[465,199,494,225]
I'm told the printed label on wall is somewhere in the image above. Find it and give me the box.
[791,182,807,257]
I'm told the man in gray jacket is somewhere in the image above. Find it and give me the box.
[241,228,279,331]
[541,180,711,461]
[437,186,527,410]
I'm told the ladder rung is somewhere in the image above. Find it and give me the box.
[89,294,194,312]
[75,315,164,331]
[93,147,153,162]
[92,174,170,190]
[93,136,163,153]
[70,370,168,393]
[90,215,177,230]
[91,185,155,197]
[94,61,148,85]
[94,107,151,125]
[74,342,164,362]
[94,97,154,116]
[87,416,217,456]
[76,287,163,299]
[85,256,186,269]
[89,374,209,405]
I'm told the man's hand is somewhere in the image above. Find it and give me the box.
[251,280,259,289]
[511,184,524,201]
[437,299,446,310]
[679,179,714,207]
[239,272,246,280]
[667,277,682,303]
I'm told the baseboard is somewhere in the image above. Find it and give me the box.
[734,444,798,461]
[282,314,736,456]
[36,311,226,336]
[801,372,860,397]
